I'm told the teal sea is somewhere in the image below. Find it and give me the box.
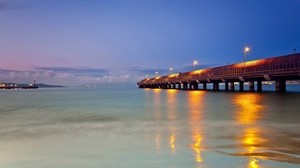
[0,84,300,168]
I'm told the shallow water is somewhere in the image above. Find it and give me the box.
[0,85,300,168]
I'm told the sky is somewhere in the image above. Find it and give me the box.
[1,0,300,85]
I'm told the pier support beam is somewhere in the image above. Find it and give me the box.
[257,81,262,92]
[249,81,254,91]
[229,82,235,91]
[275,80,286,92]
[191,83,198,90]
[213,82,219,91]
[202,82,207,90]
[183,83,188,90]
[225,82,229,91]
[239,81,244,91]
[195,83,199,90]
[177,83,181,89]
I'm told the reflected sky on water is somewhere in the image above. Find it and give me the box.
[0,87,299,168]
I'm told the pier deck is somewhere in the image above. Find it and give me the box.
[137,53,300,92]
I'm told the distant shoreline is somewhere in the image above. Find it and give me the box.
[0,83,64,89]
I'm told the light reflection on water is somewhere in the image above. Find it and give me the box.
[234,93,265,168]
[187,91,205,164]
[166,89,178,155]
[234,93,265,125]
[0,87,300,168]
[145,88,300,168]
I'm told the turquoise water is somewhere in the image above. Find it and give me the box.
[0,85,300,168]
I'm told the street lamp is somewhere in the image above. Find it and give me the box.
[193,60,198,71]
[155,71,158,77]
[169,67,173,74]
[244,46,250,73]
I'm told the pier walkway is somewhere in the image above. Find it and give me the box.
[137,53,300,92]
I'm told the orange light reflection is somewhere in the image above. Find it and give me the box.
[242,128,265,154]
[169,134,176,154]
[188,91,205,163]
[234,93,266,168]
[166,89,178,154]
[242,127,268,167]
[249,158,260,168]
[193,134,203,163]
[234,93,264,125]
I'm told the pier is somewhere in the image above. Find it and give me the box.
[137,53,300,92]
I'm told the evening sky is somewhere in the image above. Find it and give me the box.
[1,0,300,85]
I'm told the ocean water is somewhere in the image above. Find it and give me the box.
[0,84,300,168]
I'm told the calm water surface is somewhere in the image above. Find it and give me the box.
[0,85,300,168]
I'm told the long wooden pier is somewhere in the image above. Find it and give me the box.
[137,53,300,92]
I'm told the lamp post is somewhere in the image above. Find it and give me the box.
[193,60,198,71]
[244,47,250,73]
[169,67,173,74]
[155,71,158,77]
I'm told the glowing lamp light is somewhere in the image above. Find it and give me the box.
[169,67,173,74]
[244,46,250,53]
[193,60,198,71]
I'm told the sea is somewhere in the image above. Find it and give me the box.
[0,84,300,168]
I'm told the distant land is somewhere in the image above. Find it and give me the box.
[35,83,64,88]
[0,82,64,89]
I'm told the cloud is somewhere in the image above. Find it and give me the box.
[0,66,145,86]
[1,65,224,86]
[34,67,109,77]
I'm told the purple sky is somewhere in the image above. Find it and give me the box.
[1,0,300,85]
